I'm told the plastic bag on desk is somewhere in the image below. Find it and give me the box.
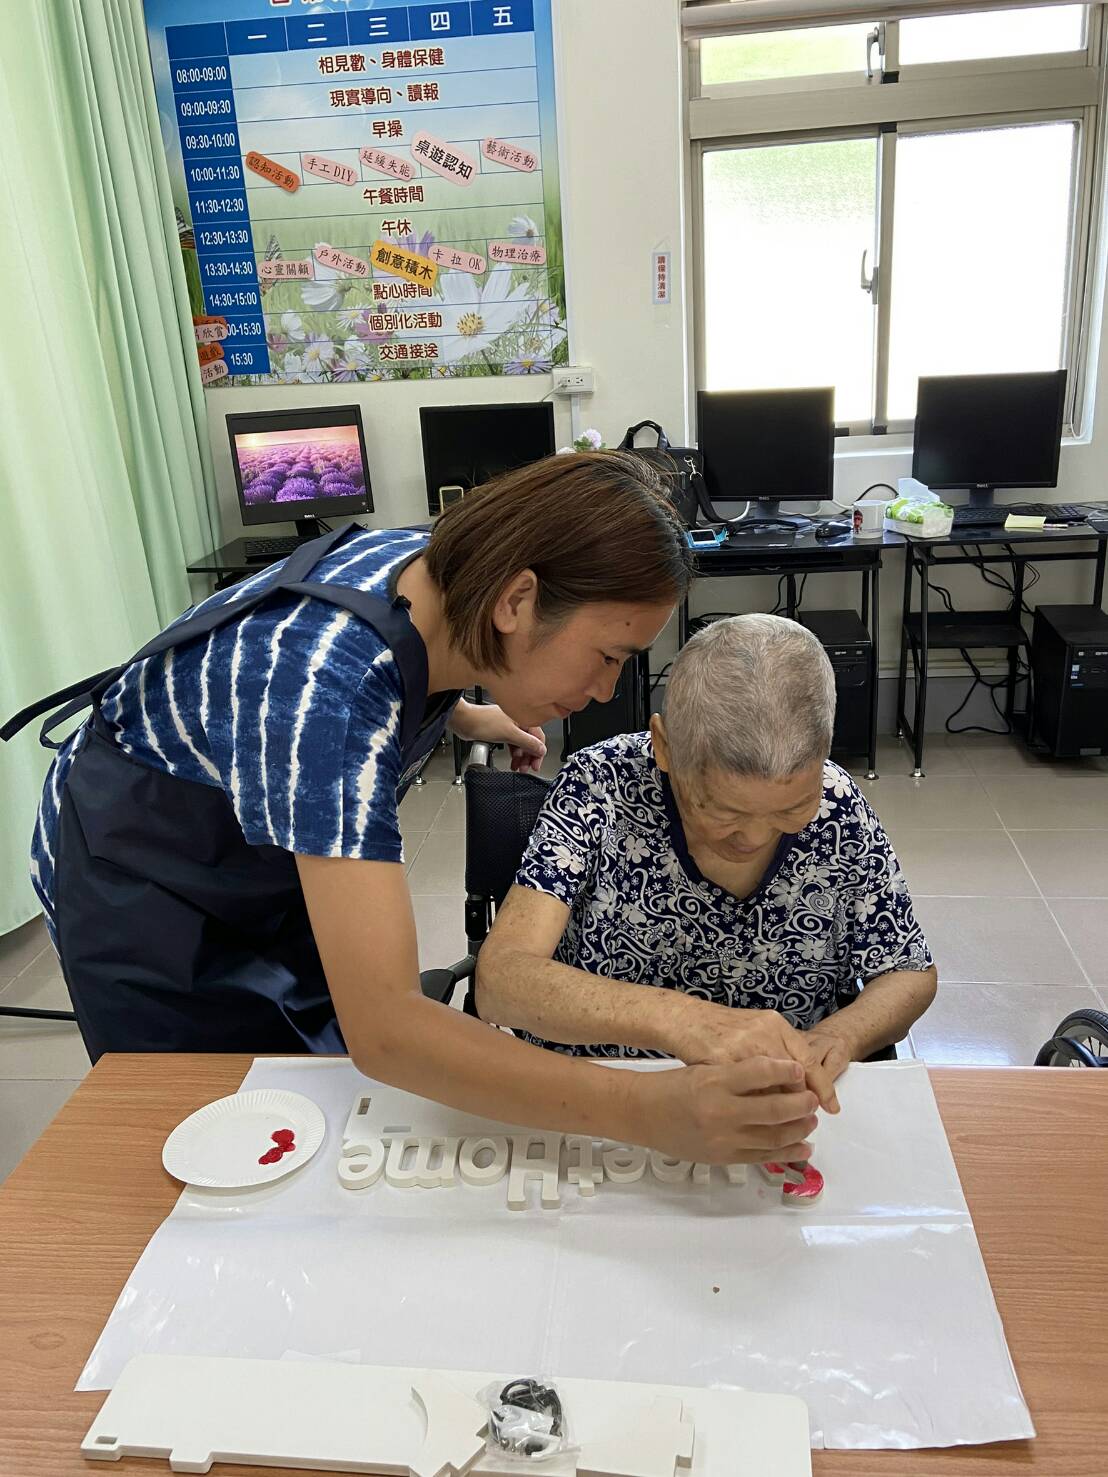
[886,477,953,538]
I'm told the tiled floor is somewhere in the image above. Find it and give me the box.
[2,729,1106,1182]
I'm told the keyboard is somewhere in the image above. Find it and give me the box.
[243,536,306,561]
[952,503,1087,529]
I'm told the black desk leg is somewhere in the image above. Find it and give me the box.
[786,574,797,619]
[1095,536,1107,610]
[912,550,928,777]
[866,559,880,780]
[896,546,913,742]
[1005,560,1026,722]
[679,596,689,647]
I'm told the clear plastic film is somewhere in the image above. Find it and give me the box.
[77,1058,1033,1451]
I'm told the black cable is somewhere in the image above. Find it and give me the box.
[794,574,808,613]
[945,647,1016,735]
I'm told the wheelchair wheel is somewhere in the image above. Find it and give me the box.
[1033,1008,1108,1067]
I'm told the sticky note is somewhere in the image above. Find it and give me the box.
[427,245,485,275]
[370,239,439,288]
[359,147,415,182]
[245,151,300,193]
[481,136,537,172]
[313,243,370,279]
[193,316,228,343]
[410,130,476,186]
[303,153,358,186]
[196,340,225,367]
[258,260,314,281]
[489,240,546,266]
[199,359,229,386]
[1004,514,1046,530]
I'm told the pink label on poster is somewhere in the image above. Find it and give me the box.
[489,240,546,266]
[194,321,228,343]
[303,152,358,186]
[410,131,476,185]
[482,136,537,172]
[258,259,315,281]
[427,244,486,275]
[314,243,370,279]
[359,146,415,181]
[200,359,229,386]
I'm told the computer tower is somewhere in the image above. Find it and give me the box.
[799,610,873,756]
[1030,604,1108,758]
[562,663,645,757]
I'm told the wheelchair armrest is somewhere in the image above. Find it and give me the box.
[419,955,477,1004]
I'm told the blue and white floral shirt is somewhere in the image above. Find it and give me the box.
[514,732,932,1057]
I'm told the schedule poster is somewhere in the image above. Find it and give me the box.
[144,0,566,385]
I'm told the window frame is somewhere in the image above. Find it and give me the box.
[688,6,1105,438]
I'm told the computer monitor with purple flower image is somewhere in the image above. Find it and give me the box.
[227,405,373,542]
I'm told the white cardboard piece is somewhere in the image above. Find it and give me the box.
[78,1060,1035,1452]
[81,1355,810,1477]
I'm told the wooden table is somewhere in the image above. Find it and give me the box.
[0,1057,1105,1475]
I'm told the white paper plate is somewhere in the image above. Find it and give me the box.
[162,1089,326,1189]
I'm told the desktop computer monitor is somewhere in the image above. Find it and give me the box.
[696,387,835,532]
[912,370,1066,506]
[227,405,373,537]
[420,402,556,515]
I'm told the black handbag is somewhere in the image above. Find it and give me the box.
[617,420,717,528]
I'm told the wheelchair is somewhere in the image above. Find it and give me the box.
[1034,1008,1108,1068]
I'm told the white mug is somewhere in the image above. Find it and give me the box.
[852,499,887,537]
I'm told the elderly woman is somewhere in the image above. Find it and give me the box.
[476,613,937,1089]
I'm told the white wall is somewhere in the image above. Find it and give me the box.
[204,0,1108,692]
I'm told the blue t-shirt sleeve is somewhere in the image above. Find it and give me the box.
[208,608,406,863]
[847,794,933,981]
[515,753,611,910]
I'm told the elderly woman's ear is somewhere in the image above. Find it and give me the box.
[649,713,671,772]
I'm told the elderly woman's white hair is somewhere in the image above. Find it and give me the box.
[662,614,837,779]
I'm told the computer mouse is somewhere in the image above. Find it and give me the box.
[815,520,850,540]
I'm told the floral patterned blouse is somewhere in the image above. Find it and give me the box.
[514,731,932,1057]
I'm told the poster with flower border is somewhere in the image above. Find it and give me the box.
[144,0,567,384]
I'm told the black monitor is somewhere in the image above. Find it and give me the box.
[420,402,556,515]
[227,405,373,538]
[913,370,1067,507]
[696,387,835,533]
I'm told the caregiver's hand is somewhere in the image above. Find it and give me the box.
[631,1058,820,1165]
[671,999,840,1114]
[450,699,546,774]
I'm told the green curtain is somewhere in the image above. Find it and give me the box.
[0,0,221,935]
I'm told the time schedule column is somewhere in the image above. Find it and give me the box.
[167,22,270,377]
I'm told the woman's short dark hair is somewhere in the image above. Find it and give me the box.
[424,450,693,672]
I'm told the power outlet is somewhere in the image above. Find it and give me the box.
[552,366,595,395]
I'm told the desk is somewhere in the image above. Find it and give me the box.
[683,528,904,779]
[896,519,1108,775]
[1,1056,1104,1475]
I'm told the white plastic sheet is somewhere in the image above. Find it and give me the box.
[77,1059,1033,1450]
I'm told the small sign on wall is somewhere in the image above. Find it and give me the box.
[652,250,671,305]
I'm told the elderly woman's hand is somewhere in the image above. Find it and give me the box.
[674,1000,840,1114]
[804,1021,854,1084]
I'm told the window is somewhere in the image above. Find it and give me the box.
[700,24,877,84]
[899,5,1085,65]
[690,7,1099,433]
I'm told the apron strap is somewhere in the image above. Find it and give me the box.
[0,668,120,748]
[0,523,432,755]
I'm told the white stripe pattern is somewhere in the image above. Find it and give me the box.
[286,609,351,850]
[259,597,308,839]
[165,649,221,782]
[138,660,172,773]
[228,611,256,811]
[350,654,402,853]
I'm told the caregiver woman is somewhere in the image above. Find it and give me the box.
[3,451,828,1166]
